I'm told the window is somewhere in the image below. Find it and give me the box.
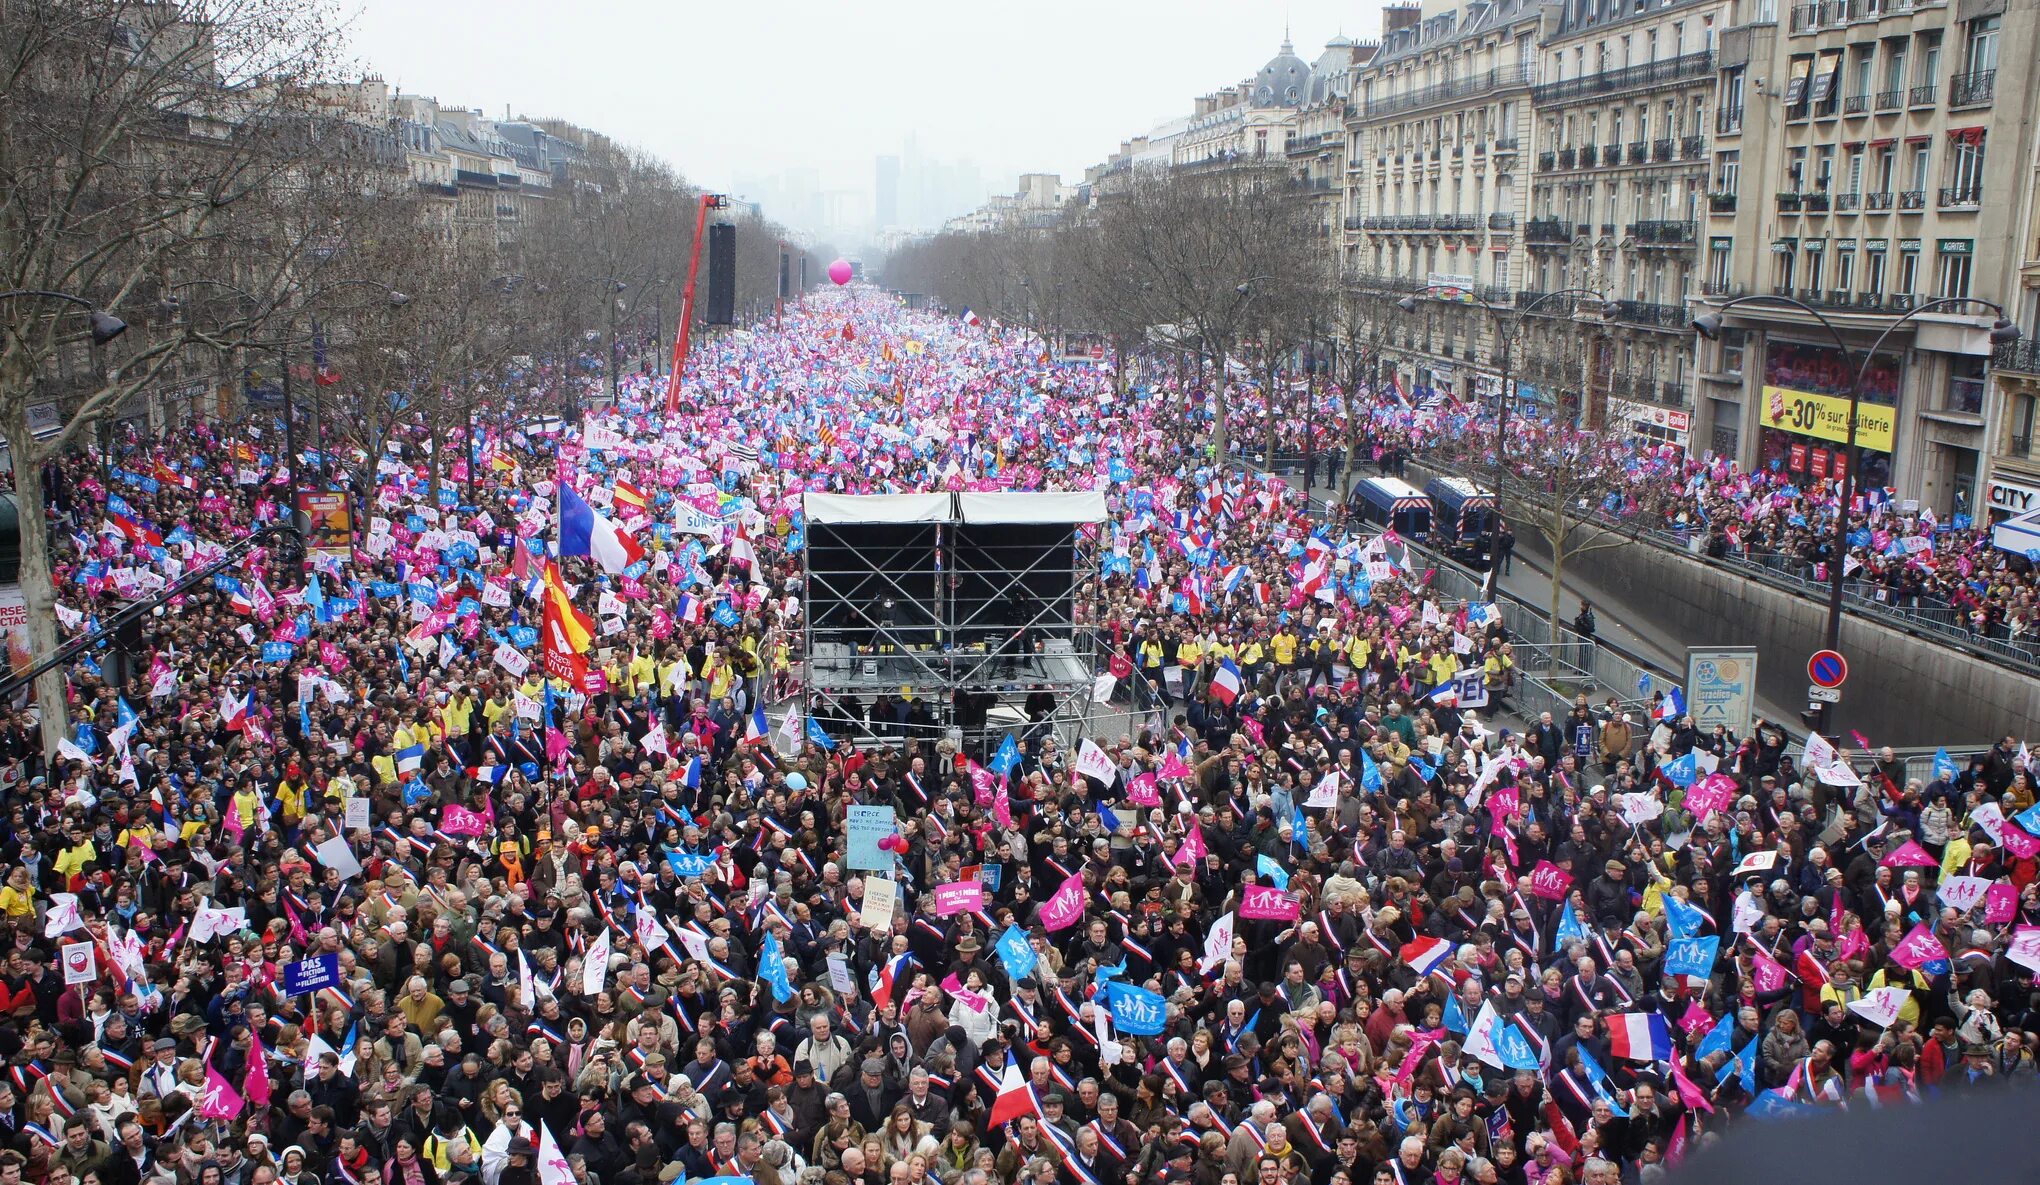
[1785,55,1815,111]
[1851,49,1873,104]
[1946,131,1985,199]
[1908,143,1930,192]
[1814,146,1835,193]
[1721,327,1748,375]
[1846,148,1864,195]
[1834,246,1856,297]
[1804,242,1826,293]
[1916,31,1941,90]
[1875,146,1895,191]
[1945,354,1986,414]
[2012,392,2037,453]
[1774,240,1798,291]
[1717,149,1741,193]
[1964,16,1998,76]
[1787,146,1808,193]
[1492,251,1510,287]
[1936,239,1973,299]
[1707,240,1732,290]
[1897,242,1920,297]
[1811,50,1845,113]
[1883,40,1907,95]
[1865,244,1887,297]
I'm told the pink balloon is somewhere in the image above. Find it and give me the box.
[827,259,853,286]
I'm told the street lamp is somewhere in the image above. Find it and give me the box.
[1692,293,2019,736]
[1397,284,1614,594]
[2,290,129,487]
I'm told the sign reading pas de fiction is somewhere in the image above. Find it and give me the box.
[1761,384,1897,453]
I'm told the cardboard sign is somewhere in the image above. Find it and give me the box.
[861,876,898,930]
[933,881,984,917]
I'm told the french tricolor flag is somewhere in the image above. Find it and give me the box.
[559,485,646,575]
[1209,658,1243,705]
[746,705,770,744]
[1607,1011,1673,1062]
[1399,935,1454,977]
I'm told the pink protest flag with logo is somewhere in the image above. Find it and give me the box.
[1174,820,1207,867]
[440,804,491,837]
[1126,771,1161,807]
[199,1062,244,1120]
[2001,822,2040,860]
[1984,881,2018,924]
[933,881,984,917]
[1039,874,1086,932]
[1529,861,1573,900]
[1159,751,1194,781]
[1684,774,1738,820]
[245,1030,273,1107]
[1879,840,1939,868]
[1890,921,1949,970]
[1240,885,1300,921]
[1751,947,1791,994]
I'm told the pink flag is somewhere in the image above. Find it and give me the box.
[1666,1116,1690,1165]
[1158,751,1194,781]
[440,803,491,837]
[246,1031,273,1107]
[1529,861,1572,900]
[1879,840,1939,868]
[1671,1063,1714,1113]
[545,727,574,766]
[1174,821,1207,867]
[1126,771,1161,807]
[1240,885,1301,921]
[1038,873,1086,932]
[199,1063,245,1120]
[1751,947,1791,994]
[2001,823,2040,860]
[1985,881,2019,924]
[1890,921,1949,970]
[992,785,1013,829]
[1677,1000,1714,1038]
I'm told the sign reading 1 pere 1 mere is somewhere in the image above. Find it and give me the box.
[1807,650,1848,689]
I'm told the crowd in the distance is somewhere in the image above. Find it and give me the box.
[0,291,2034,1185]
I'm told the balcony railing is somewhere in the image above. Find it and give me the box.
[1994,338,2040,375]
[1939,185,1982,208]
[1899,189,1925,209]
[1559,147,1578,168]
[1495,137,1520,152]
[1909,83,1937,107]
[1613,300,1692,328]
[1603,144,1623,166]
[1949,69,1995,107]
[1526,218,1572,244]
[1488,212,1517,230]
[1628,141,1648,164]
[1789,3,1820,31]
[1653,139,1675,162]
[1803,193,1830,213]
[1876,89,1903,111]
[1866,191,1893,210]
[1633,219,1698,244]
[1532,51,1715,105]
[1844,95,1869,114]
[1539,151,1557,171]
[1343,215,1367,230]
[1777,192,1804,212]
[1709,192,1738,213]
[1682,136,1705,159]
[1717,106,1745,135]
[1366,64,1536,117]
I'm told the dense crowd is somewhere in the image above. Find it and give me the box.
[2,291,2036,1185]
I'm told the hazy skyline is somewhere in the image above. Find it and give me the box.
[341,0,1380,237]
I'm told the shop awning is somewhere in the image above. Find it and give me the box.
[1992,508,2040,558]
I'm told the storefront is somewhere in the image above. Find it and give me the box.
[1756,338,1898,487]
[1607,396,1693,452]
[1986,473,2040,525]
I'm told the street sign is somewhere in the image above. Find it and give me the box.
[1807,650,1848,689]
[1807,685,1840,704]
[1687,647,1758,736]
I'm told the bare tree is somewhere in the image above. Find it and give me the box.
[1,0,344,752]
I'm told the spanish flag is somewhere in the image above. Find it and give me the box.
[540,561,593,682]
[613,479,648,515]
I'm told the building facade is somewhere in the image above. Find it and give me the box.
[1694,0,2038,517]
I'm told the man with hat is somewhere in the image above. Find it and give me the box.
[844,1056,895,1132]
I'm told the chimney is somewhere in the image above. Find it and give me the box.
[1382,4,1421,34]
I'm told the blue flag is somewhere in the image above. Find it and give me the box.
[1554,906,1590,949]
[1443,992,1467,1034]
[1663,894,1709,940]
[1098,804,1123,834]
[995,925,1037,981]
[1932,747,1958,783]
[1361,749,1383,792]
[1662,752,1698,789]
[1576,1046,1629,1115]
[1103,981,1167,1036]
[1494,1019,1543,1072]
[806,718,836,751]
[1662,935,1720,979]
[1256,853,1289,890]
[758,932,794,1003]
[990,735,1020,777]
[1695,1010,1738,1062]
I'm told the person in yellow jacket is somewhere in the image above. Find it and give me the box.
[442,689,475,740]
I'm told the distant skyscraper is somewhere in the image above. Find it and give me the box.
[875,155,900,230]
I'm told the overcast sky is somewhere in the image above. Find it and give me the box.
[341,0,1378,230]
